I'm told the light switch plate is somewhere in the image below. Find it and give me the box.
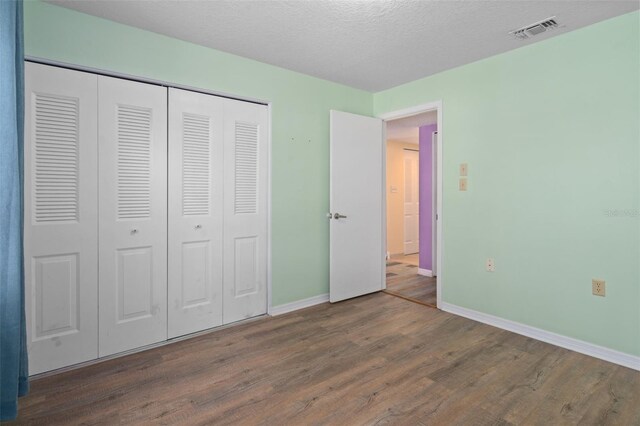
[460,163,468,176]
[459,178,468,191]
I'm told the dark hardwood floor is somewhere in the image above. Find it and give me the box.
[386,261,437,307]
[10,293,640,425]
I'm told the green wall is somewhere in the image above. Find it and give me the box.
[25,1,639,356]
[375,11,639,356]
[24,1,372,307]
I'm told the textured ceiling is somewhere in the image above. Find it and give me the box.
[47,0,639,92]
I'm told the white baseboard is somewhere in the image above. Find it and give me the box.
[269,293,330,316]
[441,302,640,371]
[418,268,433,277]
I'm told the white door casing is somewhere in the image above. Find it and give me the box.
[403,149,419,255]
[24,63,99,374]
[378,100,443,309]
[168,88,224,338]
[222,99,269,324]
[329,110,384,303]
[98,76,168,357]
[432,131,438,276]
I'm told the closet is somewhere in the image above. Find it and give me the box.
[24,62,268,374]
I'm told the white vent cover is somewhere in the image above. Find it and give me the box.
[510,17,559,40]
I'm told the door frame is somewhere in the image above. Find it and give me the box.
[431,131,438,276]
[378,101,443,308]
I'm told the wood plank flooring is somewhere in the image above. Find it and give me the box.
[386,261,437,306]
[11,293,640,425]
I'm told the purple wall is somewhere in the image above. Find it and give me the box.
[419,124,437,271]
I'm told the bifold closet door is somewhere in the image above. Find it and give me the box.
[168,88,224,338]
[222,99,268,324]
[24,63,99,374]
[98,76,168,357]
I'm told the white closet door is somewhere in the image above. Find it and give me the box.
[167,88,224,338]
[98,76,168,357]
[24,63,98,374]
[222,100,268,324]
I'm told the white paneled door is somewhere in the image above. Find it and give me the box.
[168,88,224,338]
[329,110,384,303]
[222,99,268,324]
[403,149,419,255]
[24,63,271,373]
[24,63,99,374]
[98,76,168,357]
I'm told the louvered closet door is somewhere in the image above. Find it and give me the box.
[167,88,224,338]
[98,76,168,357]
[222,100,268,324]
[24,63,98,374]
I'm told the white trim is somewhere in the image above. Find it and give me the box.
[270,294,330,316]
[266,102,273,315]
[431,131,438,276]
[379,100,443,309]
[378,102,440,121]
[441,302,640,371]
[25,56,269,106]
[381,120,388,291]
[418,268,433,277]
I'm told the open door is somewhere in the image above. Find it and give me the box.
[329,110,384,303]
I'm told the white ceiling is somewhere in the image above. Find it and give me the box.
[48,0,639,92]
[386,110,437,144]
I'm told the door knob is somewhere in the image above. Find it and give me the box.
[195,224,202,229]
[131,229,139,234]
[333,213,347,219]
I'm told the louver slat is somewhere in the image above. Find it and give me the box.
[34,94,79,223]
[182,113,210,216]
[234,122,258,214]
[117,105,152,220]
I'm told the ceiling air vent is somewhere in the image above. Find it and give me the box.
[510,17,559,40]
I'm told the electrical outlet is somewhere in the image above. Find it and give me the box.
[486,258,495,272]
[460,163,468,177]
[459,178,468,191]
[592,279,606,297]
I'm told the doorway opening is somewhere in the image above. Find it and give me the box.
[380,103,441,308]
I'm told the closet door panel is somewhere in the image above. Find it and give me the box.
[98,76,167,357]
[24,63,99,374]
[168,88,223,338]
[223,100,268,324]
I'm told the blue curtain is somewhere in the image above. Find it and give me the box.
[0,0,29,421]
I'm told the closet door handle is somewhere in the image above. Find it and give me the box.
[131,228,139,234]
[195,224,202,229]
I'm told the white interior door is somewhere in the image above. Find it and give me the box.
[403,149,419,255]
[168,88,224,338]
[24,63,99,374]
[222,99,268,324]
[329,110,384,303]
[98,76,168,357]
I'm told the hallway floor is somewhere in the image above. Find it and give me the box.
[386,254,436,307]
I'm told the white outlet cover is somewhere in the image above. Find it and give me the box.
[486,258,495,272]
